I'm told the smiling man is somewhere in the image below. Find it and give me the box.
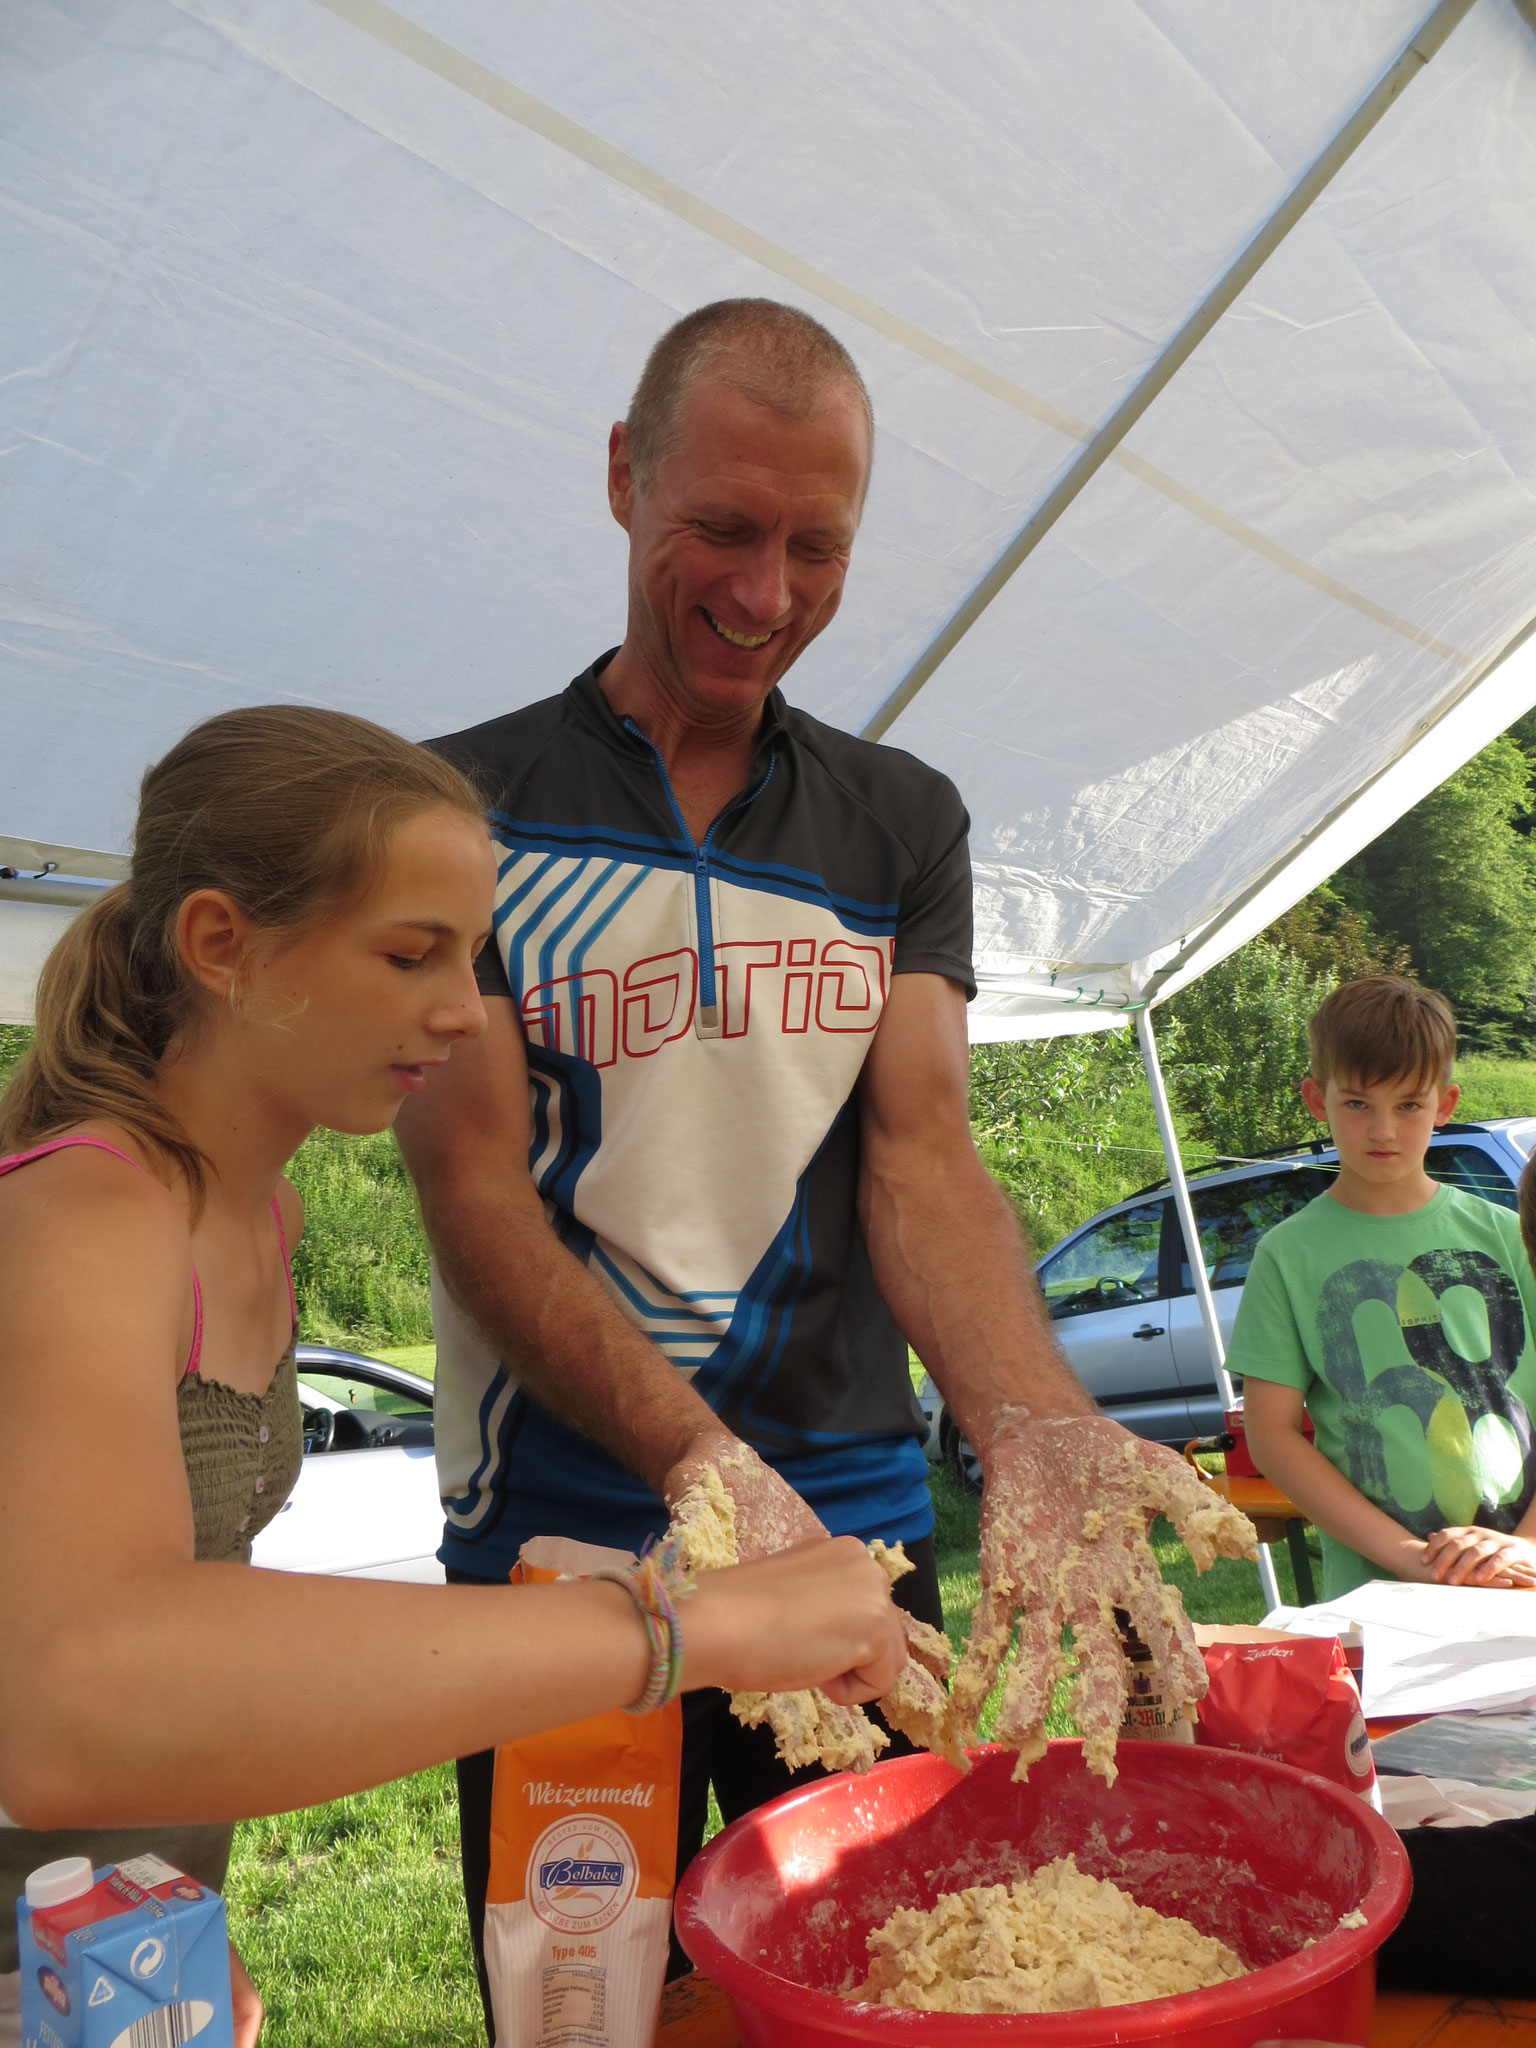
[399,300,1236,2033]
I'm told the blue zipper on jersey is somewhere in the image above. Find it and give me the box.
[622,716,776,1019]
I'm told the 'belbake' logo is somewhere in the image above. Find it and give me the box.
[527,1814,637,1935]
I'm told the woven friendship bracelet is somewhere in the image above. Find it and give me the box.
[593,1535,694,1715]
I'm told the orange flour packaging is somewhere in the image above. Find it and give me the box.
[484,1538,683,2048]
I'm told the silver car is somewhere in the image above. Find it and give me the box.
[934,1117,1536,1488]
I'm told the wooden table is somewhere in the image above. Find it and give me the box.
[1202,1468,1319,1604]
[657,1974,1536,2045]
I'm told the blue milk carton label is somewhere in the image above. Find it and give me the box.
[16,1853,234,2048]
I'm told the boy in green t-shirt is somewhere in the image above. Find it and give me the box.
[1234,975,1536,1600]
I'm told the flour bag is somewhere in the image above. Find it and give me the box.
[485,1537,684,2048]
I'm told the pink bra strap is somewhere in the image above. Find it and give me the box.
[0,1134,148,1179]
[0,1135,204,1380]
[270,1194,298,1327]
[184,1270,205,1380]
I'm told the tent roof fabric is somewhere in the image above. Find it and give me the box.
[3,0,1535,1030]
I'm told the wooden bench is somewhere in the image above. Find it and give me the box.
[1200,1466,1319,1604]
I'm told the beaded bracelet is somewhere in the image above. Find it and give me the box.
[592,1535,694,1715]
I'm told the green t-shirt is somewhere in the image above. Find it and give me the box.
[1229,1184,1536,1599]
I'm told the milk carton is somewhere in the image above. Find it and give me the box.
[16,1853,234,2048]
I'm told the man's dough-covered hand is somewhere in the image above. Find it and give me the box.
[664,1431,826,1562]
[667,1436,968,1773]
[953,1416,1256,1784]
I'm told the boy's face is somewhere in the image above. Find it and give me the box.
[1300,1068,1460,1189]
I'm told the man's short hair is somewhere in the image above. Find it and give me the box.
[625,298,874,490]
[1308,975,1456,1092]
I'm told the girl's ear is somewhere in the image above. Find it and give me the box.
[176,890,254,1000]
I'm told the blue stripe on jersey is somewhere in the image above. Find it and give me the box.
[691,1114,841,1448]
[526,1046,604,1218]
[441,1369,522,1533]
[490,816,899,935]
[537,859,620,992]
[490,812,692,864]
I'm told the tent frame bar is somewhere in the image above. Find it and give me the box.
[859,0,1477,745]
[1139,602,1536,1006]
[1136,1008,1283,1612]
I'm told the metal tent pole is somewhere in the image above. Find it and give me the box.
[1135,1008,1284,1613]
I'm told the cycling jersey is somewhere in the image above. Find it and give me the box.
[429,653,974,1577]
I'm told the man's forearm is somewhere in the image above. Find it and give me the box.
[423,1177,724,1496]
[861,1143,1095,1454]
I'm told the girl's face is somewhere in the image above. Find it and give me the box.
[218,807,495,1136]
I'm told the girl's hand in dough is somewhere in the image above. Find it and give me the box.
[953,1417,1256,1778]
[682,1536,907,1702]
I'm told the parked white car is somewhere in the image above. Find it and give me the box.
[251,1345,445,1582]
[928,1117,1536,1490]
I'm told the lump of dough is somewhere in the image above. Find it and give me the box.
[851,1854,1247,2014]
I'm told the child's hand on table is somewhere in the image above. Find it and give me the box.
[1422,1525,1536,1587]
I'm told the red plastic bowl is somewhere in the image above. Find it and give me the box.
[675,1741,1410,2047]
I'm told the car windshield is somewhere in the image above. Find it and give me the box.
[1039,1202,1164,1320]
[1428,1142,1519,1211]
[1177,1168,1334,1292]
[297,1371,431,1418]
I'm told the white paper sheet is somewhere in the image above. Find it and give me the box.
[1263,1584,1536,1717]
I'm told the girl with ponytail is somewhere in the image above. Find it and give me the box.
[0,708,904,2044]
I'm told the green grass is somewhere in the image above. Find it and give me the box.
[374,1343,438,1377]
[1455,1054,1536,1121]
[224,1465,1311,2047]
[227,1768,480,2048]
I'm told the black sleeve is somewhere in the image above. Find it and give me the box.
[476,940,513,1000]
[892,775,975,999]
[1377,1813,1536,1997]
[423,726,514,1001]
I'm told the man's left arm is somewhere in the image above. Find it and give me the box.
[855,972,1091,1438]
[857,975,1256,1769]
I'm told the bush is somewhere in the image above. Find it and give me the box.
[286,1128,434,1349]
[0,1023,30,1093]
[969,1027,1203,1251]
[1165,937,1333,1159]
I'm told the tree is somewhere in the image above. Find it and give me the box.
[1341,736,1536,1033]
[1267,882,1412,984]
[1165,937,1333,1159]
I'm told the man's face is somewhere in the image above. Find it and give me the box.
[1301,1068,1460,1188]
[609,373,869,724]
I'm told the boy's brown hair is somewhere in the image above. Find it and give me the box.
[1308,975,1456,1093]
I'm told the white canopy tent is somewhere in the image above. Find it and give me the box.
[4,0,1536,1033]
[7,1,1536,1606]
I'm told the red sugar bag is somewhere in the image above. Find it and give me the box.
[1196,1635,1378,1803]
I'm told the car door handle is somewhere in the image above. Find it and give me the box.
[1132,1323,1166,1339]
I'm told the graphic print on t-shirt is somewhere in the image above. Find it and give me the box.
[1317,1247,1536,1532]
[498,842,892,1371]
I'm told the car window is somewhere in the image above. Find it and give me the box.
[1039,1203,1165,1321]
[297,1371,431,1418]
[1176,1169,1334,1293]
[1428,1142,1518,1211]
